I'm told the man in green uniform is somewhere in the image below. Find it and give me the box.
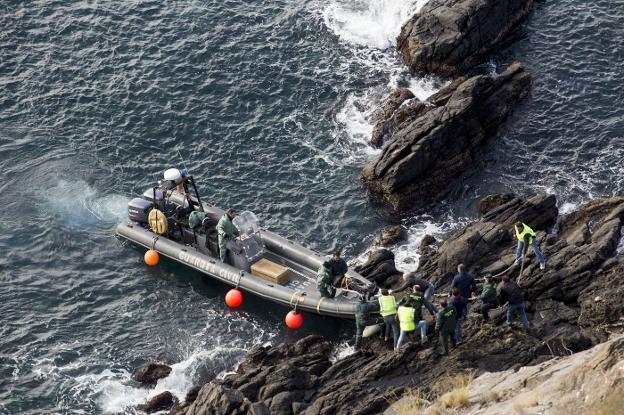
[399,285,437,344]
[354,294,379,350]
[514,222,546,270]
[216,208,240,262]
[317,261,336,298]
[478,275,498,321]
[435,299,457,355]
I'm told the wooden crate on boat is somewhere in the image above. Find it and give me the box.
[251,258,290,285]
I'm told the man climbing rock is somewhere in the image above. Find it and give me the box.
[450,289,468,344]
[478,275,498,322]
[514,222,546,270]
[497,275,529,330]
[378,288,400,349]
[435,299,457,356]
[399,285,437,344]
[392,272,435,301]
[450,264,478,299]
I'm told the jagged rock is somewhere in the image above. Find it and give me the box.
[578,257,624,343]
[371,88,415,148]
[135,362,172,386]
[418,194,558,286]
[374,226,408,247]
[354,248,402,287]
[362,63,531,211]
[185,383,246,415]
[142,391,175,414]
[419,234,437,251]
[397,0,535,77]
[477,193,516,216]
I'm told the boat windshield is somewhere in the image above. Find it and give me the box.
[233,211,260,237]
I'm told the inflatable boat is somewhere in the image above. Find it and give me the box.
[116,170,375,319]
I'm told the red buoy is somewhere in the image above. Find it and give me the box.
[144,249,159,266]
[285,310,303,329]
[225,289,243,308]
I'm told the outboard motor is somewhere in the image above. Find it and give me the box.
[127,198,153,224]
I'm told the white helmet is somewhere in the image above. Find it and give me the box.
[164,168,183,184]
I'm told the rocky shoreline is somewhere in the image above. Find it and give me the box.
[130,2,624,414]
[133,194,624,414]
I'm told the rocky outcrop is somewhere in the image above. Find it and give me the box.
[135,362,172,386]
[476,193,515,216]
[142,391,175,414]
[385,335,624,414]
[397,0,535,77]
[370,88,415,148]
[373,225,408,247]
[362,62,531,211]
[354,248,403,288]
[170,194,624,415]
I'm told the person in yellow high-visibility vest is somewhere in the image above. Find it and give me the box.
[514,222,546,270]
[378,289,399,349]
[396,299,417,350]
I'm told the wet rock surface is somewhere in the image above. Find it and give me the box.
[135,362,172,386]
[373,225,408,247]
[370,88,416,148]
[362,63,531,212]
[397,0,535,77]
[142,391,175,414]
[172,195,624,415]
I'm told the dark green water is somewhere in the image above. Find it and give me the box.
[1,0,622,413]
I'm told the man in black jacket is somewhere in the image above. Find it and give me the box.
[392,272,435,301]
[449,264,478,299]
[497,275,529,330]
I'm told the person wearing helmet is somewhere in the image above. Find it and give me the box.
[216,208,240,262]
[163,168,187,194]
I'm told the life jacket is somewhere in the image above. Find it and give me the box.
[148,209,168,235]
[378,295,397,317]
[397,306,416,331]
[515,223,536,244]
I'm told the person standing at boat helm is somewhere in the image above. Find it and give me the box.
[216,208,240,262]
[163,168,186,194]
[327,249,349,287]
[514,222,546,270]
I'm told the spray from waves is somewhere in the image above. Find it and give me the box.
[319,0,447,161]
[69,310,275,414]
[322,0,427,49]
[40,179,128,226]
[394,216,470,272]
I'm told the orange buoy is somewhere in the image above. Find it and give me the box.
[225,289,243,308]
[144,249,159,266]
[285,310,303,329]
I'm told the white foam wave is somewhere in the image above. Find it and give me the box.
[41,179,128,225]
[330,340,356,362]
[323,0,427,49]
[394,217,469,272]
